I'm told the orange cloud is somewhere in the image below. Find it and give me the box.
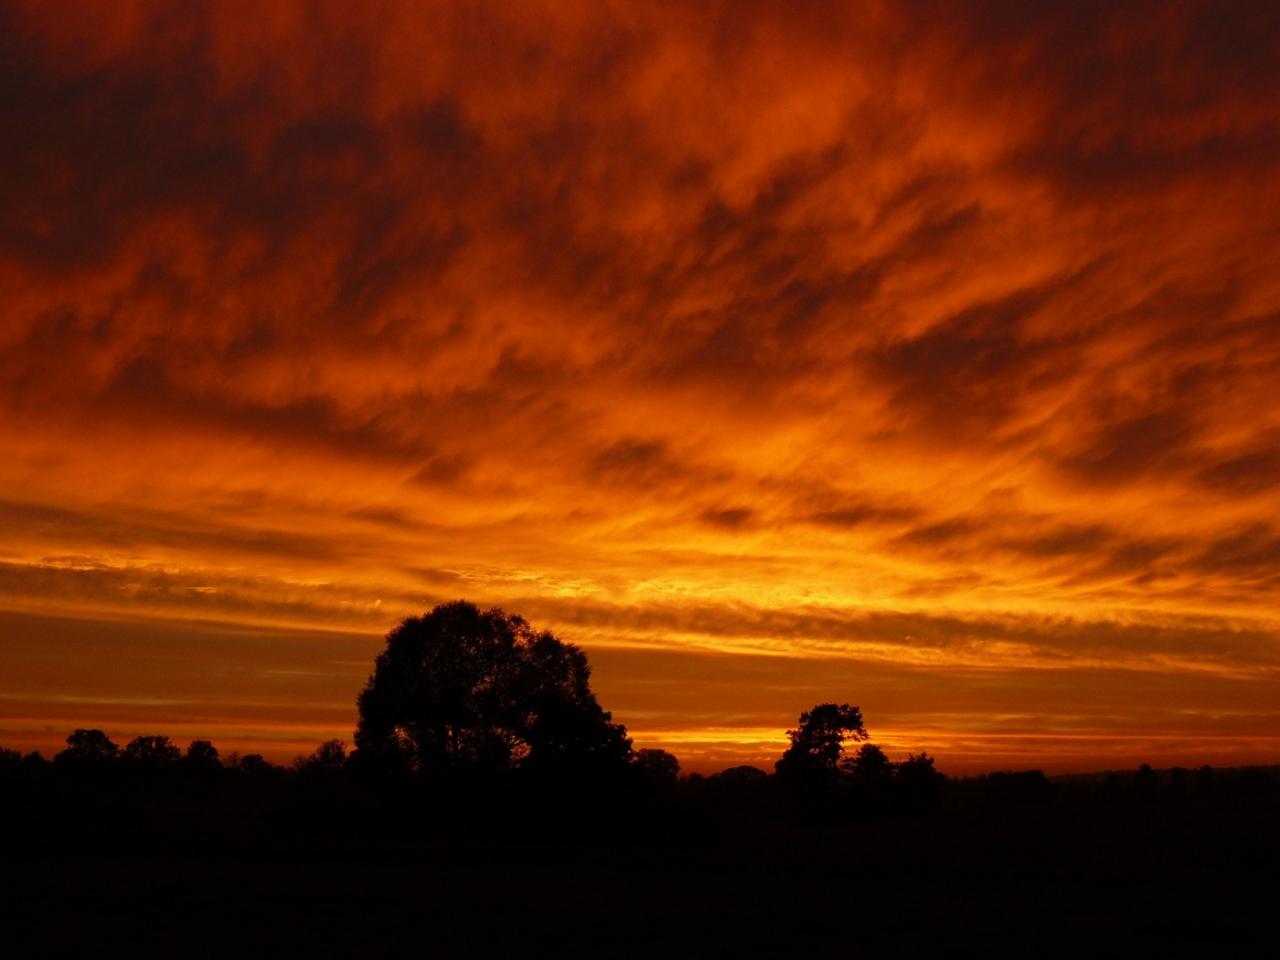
[2,1,1279,772]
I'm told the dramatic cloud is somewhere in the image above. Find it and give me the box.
[2,0,1279,770]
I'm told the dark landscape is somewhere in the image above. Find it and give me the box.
[7,730,1279,949]
[6,603,1279,950]
[4,1,1280,950]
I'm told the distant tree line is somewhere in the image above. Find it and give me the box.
[3,601,1277,856]
[2,603,946,796]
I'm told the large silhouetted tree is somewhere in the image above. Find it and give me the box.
[775,703,868,787]
[354,601,631,782]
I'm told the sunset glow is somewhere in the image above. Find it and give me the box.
[3,0,1279,773]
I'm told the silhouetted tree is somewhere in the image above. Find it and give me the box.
[229,753,276,776]
[713,765,769,786]
[844,742,893,784]
[0,747,21,776]
[296,739,347,774]
[632,748,681,787]
[895,752,944,810]
[123,735,182,770]
[355,601,631,783]
[704,765,770,806]
[183,739,221,772]
[1134,763,1159,802]
[775,703,867,787]
[55,728,119,767]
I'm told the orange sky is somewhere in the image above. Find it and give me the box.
[2,0,1279,774]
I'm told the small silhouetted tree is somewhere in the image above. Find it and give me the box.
[231,753,275,776]
[895,752,944,810]
[0,748,21,776]
[56,728,119,767]
[296,739,347,774]
[183,739,221,772]
[355,601,631,783]
[706,765,770,803]
[714,765,769,786]
[844,743,893,783]
[1134,763,1159,801]
[775,703,868,787]
[844,743,894,811]
[632,748,680,788]
[123,735,182,770]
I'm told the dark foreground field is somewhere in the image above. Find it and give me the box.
[4,766,1279,952]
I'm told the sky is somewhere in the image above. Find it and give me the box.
[2,0,1279,774]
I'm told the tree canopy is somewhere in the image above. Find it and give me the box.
[55,728,119,767]
[775,703,868,786]
[123,735,181,769]
[354,601,631,782]
[633,748,681,787]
